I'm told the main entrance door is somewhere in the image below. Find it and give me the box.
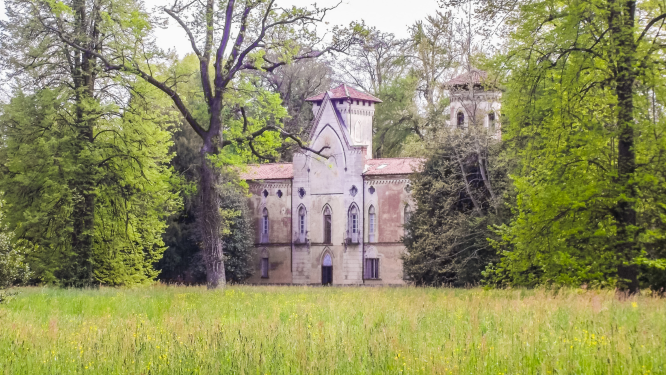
[322,253,332,285]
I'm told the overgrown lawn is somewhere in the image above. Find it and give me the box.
[0,286,663,374]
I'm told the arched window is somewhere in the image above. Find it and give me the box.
[368,205,376,243]
[261,208,269,243]
[261,249,269,279]
[323,206,332,244]
[404,205,412,236]
[457,111,465,128]
[348,205,359,244]
[298,206,307,243]
[488,112,496,130]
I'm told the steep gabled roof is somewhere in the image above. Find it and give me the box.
[363,158,424,176]
[240,163,293,180]
[305,83,382,103]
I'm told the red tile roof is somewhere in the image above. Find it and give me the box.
[443,69,489,87]
[305,83,382,103]
[363,158,424,176]
[240,158,423,180]
[240,163,293,180]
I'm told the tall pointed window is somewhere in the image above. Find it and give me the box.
[404,205,412,236]
[298,206,307,243]
[348,205,359,243]
[368,205,376,243]
[488,112,496,130]
[323,206,332,244]
[261,208,269,243]
[457,111,465,128]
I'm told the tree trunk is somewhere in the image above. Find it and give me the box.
[67,0,96,287]
[610,0,639,293]
[198,147,226,289]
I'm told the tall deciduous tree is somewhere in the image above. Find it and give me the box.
[28,0,352,288]
[477,0,666,291]
[258,57,334,160]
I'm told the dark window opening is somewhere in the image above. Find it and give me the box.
[322,253,333,285]
[365,258,379,279]
[457,112,465,128]
[261,257,269,278]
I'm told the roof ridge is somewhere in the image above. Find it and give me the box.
[367,157,424,160]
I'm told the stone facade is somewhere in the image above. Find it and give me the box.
[242,76,501,285]
[242,84,420,285]
[445,69,502,133]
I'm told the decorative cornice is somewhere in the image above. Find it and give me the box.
[249,183,292,192]
[363,178,411,184]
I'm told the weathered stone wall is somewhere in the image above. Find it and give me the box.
[243,93,414,286]
[247,181,292,244]
[247,180,293,284]
[245,245,292,284]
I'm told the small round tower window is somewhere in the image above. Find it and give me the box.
[350,185,358,197]
[263,190,269,198]
[368,186,376,195]
[298,188,306,198]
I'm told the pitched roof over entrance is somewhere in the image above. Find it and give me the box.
[363,158,424,176]
[305,83,382,103]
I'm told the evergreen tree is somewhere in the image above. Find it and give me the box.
[0,0,171,286]
[403,126,510,286]
[0,84,180,286]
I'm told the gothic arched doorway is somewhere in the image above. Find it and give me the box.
[322,253,333,285]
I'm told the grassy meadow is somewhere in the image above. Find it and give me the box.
[0,286,664,374]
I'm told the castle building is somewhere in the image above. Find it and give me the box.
[240,73,500,285]
[241,84,421,285]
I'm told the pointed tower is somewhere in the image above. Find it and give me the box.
[305,84,382,159]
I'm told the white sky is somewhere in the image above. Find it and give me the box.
[146,0,442,55]
[0,0,442,98]
[0,0,442,52]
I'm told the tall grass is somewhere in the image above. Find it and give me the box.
[0,286,663,374]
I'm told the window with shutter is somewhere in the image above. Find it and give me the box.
[368,205,376,243]
[261,208,269,243]
[364,258,379,279]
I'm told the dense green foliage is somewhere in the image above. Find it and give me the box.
[1,286,664,373]
[0,85,181,286]
[0,207,31,289]
[404,128,510,286]
[484,0,666,289]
